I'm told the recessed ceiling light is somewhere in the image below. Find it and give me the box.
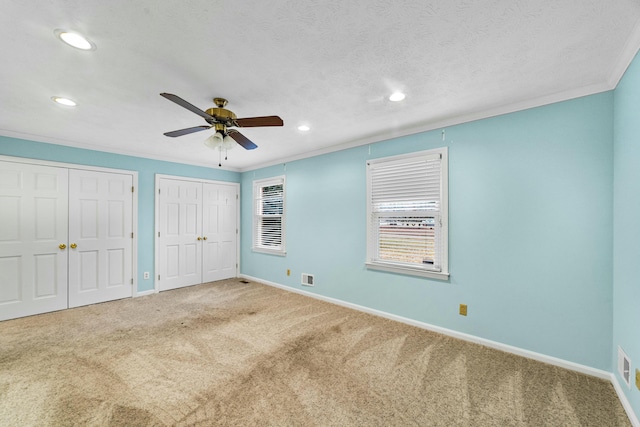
[51,96,77,107]
[54,29,96,51]
[389,92,406,102]
[297,125,310,132]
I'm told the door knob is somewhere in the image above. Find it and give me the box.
[70,243,77,249]
[203,236,208,240]
[59,243,67,250]
[197,237,202,241]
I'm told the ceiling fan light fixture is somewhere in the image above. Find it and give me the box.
[222,134,235,150]
[204,131,224,149]
[205,131,236,151]
[54,29,96,51]
[389,92,406,102]
[51,96,77,106]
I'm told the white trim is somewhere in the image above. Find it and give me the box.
[0,154,136,176]
[366,147,448,278]
[252,247,287,256]
[0,154,140,298]
[153,174,239,185]
[367,149,442,165]
[131,172,139,296]
[240,274,611,380]
[133,289,157,298]
[241,83,613,173]
[252,175,286,256]
[365,261,449,280]
[0,76,618,176]
[0,131,242,172]
[612,373,640,427]
[236,185,241,276]
[0,69,620,175]
[154,174,241,293]
[607,18,640,88]
[154,175,161,293]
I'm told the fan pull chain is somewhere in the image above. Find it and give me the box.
[218,149,222,167]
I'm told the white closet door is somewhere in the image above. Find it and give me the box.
[158,178,202,291]
[68,170,133,308]
[0,161,68,321]
[202,182,238,283]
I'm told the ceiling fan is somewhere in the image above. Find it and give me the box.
[160,92,283,150]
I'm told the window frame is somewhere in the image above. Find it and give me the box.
[252,175,286,256]
[366,147,449,280]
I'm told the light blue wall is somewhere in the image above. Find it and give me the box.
[241,92,614,370]
[613,50,640,415]
[0,136,240,291]
[0,91,619,373]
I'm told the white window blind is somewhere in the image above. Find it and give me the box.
[366,148,448,279]
[253,176,286,255]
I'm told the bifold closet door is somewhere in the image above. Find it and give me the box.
[0,161,69,321]
[68,169,134,308]
[158,178,203,291]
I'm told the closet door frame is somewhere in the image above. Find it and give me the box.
[154,174,240,293]
[0,155,140,297]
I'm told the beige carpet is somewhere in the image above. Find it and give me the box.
[0,279,631,426]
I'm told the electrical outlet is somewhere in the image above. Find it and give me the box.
[287,269,291,276]
[143,272,150,280]
[459,304,467,316]
[636,369,640,390]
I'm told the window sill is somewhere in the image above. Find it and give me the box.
[253,247,287,257]
[365,261,449,280]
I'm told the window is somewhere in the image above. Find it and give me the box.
[366,148,448,279]
[253,176,286,255]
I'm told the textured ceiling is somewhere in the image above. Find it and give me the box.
[1,1,640,171]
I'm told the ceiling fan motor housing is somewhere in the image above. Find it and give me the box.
[205,104,237,126]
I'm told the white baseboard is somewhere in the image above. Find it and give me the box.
[240,274,610,380]
[612,373,640,427]
[242,274,640,423]
[134,289,157,298]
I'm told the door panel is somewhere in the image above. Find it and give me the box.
[185,242,199,275]
[0,257,20,303]
[34,254,58,297]
[107,248,125,286]
[80,251,99,290]
[158,178,202,291]
[0,161,68,321]
[68,169,133,308]
[202,182,237,283]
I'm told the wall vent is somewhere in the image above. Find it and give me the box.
[618,346,631,388]
[301,273,314,286]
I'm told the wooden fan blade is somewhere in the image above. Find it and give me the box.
[228,129,258,150]
[235,115,283,127]
[160,93,214,120]
[164,125,211,137]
